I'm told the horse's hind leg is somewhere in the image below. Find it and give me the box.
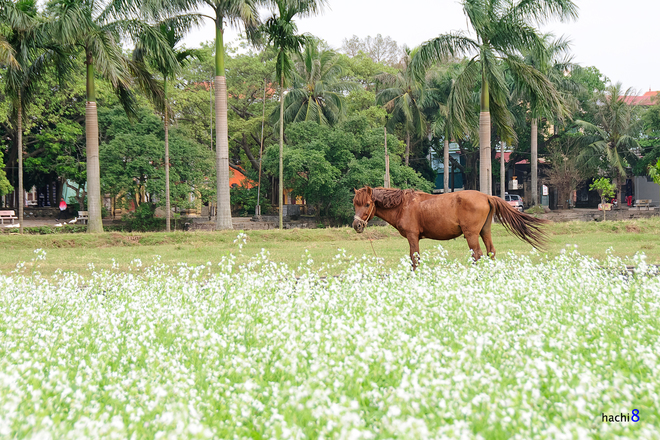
[480,230,496,259]
[464,233,483,261]
[480,208,496,259]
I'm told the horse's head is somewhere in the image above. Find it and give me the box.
[352,187,376,233]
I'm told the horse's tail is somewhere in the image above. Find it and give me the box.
[489,196,549,250]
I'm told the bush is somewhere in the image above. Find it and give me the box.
[230,185,271,217]
[122,203,165,232]
[0,225,89,235]
[525,205,546,216]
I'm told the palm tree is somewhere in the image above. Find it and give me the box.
[516,34,575,205]
[185,0,263,230]
[411,0,577,195]
[421,61,475,193]
[1,0,37,235]
[135,16,202,232]
[377,49,425,166]
[46,0,172,233]
[577,83,641,208]
[1,0,70,234]
[277,41,354,127]
[263,0,325,229]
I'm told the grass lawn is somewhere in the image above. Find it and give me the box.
[1,217,659,275]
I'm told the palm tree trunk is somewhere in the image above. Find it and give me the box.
[164,76,171,232]
[17,89,23,234]
[479,71,491,195]
[279,72,284,230]
[531,117,538,206]
[405,132,410,166]
[384,127,390,188]
[500,141,505,199]
[85,54,103,233]
[215,18,232,230]
[443,135,449,193]
[617,172,623,209]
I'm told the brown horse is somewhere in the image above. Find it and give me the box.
[352,186,548,267]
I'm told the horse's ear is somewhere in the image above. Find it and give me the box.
[366,186,372,197]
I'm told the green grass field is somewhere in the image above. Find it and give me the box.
[1,217,659,275]
[2,233,658,438]
[2,218,659,438]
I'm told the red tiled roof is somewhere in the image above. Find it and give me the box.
[229,167,255,188]
[621,90,659,106]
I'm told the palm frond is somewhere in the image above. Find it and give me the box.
[409,32,478,81]
[506,54,566,120]
[0,34,19,69]
[126,57,166,112]
[507,0,578,25]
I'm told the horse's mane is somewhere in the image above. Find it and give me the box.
[355,187,414,209]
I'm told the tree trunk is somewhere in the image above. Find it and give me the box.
[405,132,410,166]
[85,53,103,233]
[384,127,390,188]
[443,135,449,193]
[617,173,623,209]
[164,76,171,232]
[531,117,538,206]
[500,141,505,199]
[279,72,284,229]
[215,18,232,230]
[479,71,491,195]
[479,112,491,195]
[17,90,23,234]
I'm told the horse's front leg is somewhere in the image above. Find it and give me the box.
[406,234,421,270]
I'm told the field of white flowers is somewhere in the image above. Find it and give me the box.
[1,239,659,439]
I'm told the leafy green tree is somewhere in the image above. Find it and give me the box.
[339,51,396,93]
[589,177,615,220]
[46,0,174,232]
[0,148,12,197]
[341,34,402,67]
[577,83,641,207]
[634,95,660,176]
[411,0,577,195]
[1,0,38,232]
[263,0,324,229]
[647,159,660,203]
[224,46,277,173]
[99,105,214,213]
[277,40,356,127]
[377,49,425,166]
[420,61,475,193]
[263,120,432,222]
[515,34,575,205]
[135,16,202,231]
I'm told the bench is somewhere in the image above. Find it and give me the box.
[76,211,89,224]
[635,199,652,210]
[0,210,18,224]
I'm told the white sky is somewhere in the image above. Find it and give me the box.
[183,0,659,93]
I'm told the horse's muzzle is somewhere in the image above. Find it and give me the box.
[352,218,365,233]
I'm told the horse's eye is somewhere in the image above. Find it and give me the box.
[366,203,370,207]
